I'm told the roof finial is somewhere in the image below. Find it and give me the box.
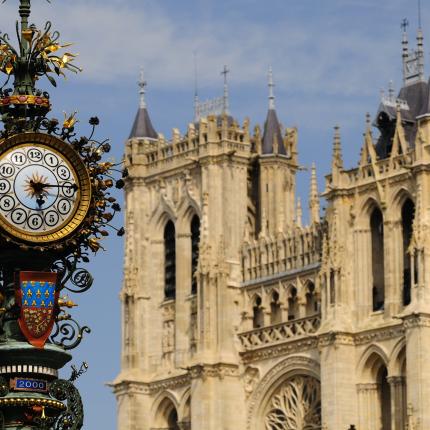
[138,68,147,109]
[366,112,372,130]
[193,51,200,122]
[401,18,409,86]
[332,125,343,169]
[388,80,395,102]
[221,65,230,115]
[417,4,425,79]
[296,198,303,228]
[129,68,158,139]
[418,0,422,29]
[268,66,275,110]
[309,162,320,224]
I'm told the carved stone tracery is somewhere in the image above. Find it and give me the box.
[265,375,321,430]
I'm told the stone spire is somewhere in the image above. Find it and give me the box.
[262,67,285,155]
[309,163,320,224]
[129,69,158,140]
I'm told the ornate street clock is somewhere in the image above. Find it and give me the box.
[0,1,125,428]
[0,133,92,244]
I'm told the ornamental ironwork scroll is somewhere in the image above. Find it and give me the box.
[50,317,90,351]
[48,379,84,430]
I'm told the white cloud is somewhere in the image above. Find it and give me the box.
[0,0,407,99]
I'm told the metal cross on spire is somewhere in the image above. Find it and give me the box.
[418,0,422,28]
[401,18,409,33]
[221,65,230,114]
[138,68,147,109]
[268,66,275,110]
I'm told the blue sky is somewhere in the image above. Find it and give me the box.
[0,0,428,428]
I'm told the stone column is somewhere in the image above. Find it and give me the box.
[357,383,380,430]
[279,284,289,322]
[242,312,254,332]
[319,333,357,429]
[261,290,271,327]
[354,228,371,322]
[385,220,402,316]
[190,364,246,430]
[387,376,406,430]
[175,232,192,367]
[404,313,430,430]
[114,383,152,430]
[178,421,191,430]
[298,296,307,319]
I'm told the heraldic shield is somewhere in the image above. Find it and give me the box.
[16,272,59,349]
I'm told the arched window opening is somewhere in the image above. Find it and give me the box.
[167,409,180,430]
[329,270,335,305]
[181,397,191,430]
[253,296,264,329]
[270,291,282,325]
[401,199,415,306]
[164,221,176,300]
[265,375,321,429]
[153,398,180,430]
[371,207,385,311]
[359,353,396,430]
[378,366,392,430]
[288,288,299,321]
[306,282,318,316]
[191,215,200,295]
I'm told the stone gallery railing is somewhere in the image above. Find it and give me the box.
[242,225,323,282]
[238,314,321,350]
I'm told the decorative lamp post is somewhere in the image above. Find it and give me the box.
[0,1,125,428]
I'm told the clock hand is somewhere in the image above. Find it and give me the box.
[29,181,78,191]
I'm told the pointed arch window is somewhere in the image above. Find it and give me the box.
[191,215,200,295]
[270,291,282,325]
[288,287,299,321]
[329,270,336,305]
[164,220,176,299]
[371,207,385,311]
[378,366,392,429]
[253,296,264,328]
[401,199,415,306]
[305,282,318,315]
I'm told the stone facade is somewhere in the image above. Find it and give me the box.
[112,29,430,430]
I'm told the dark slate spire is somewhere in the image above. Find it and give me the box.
[262,67,285,155]
[129,69,158,140]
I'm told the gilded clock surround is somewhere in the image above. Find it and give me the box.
[0,132,92,244]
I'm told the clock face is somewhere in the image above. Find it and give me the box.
[0,133,91,244]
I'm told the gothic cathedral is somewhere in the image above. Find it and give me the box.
[112,25,430,430]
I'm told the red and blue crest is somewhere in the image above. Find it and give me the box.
[16,272,58,349]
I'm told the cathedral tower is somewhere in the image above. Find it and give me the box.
[114,20,430,430]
